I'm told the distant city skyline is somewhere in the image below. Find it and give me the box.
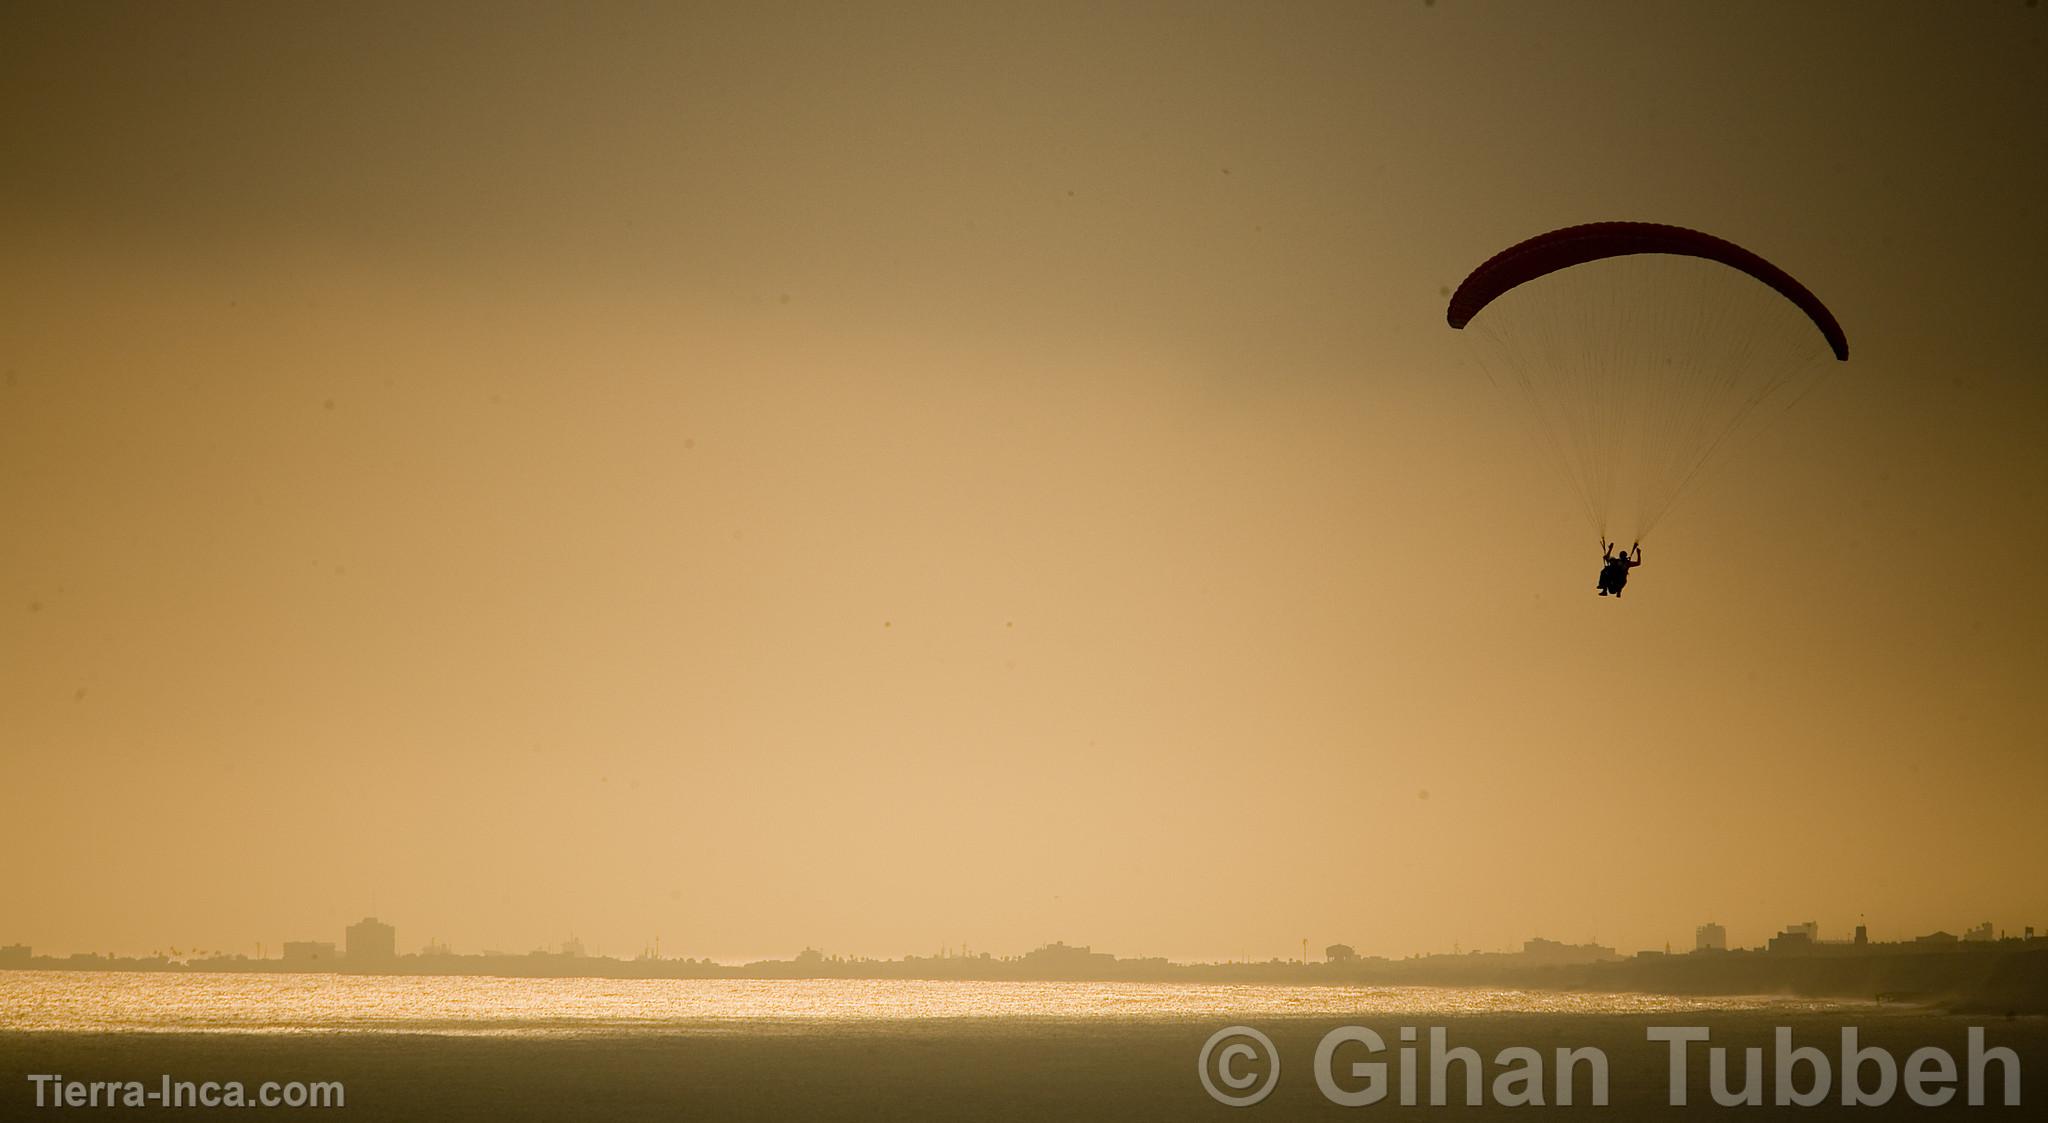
[5,908,2036,967]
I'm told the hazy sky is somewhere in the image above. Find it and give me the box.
[4,2,2044,963]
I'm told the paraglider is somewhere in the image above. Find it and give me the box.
[1596,540,1641,597]
[1446,222,1848,598]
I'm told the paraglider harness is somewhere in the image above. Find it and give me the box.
[1597,541,1641,597]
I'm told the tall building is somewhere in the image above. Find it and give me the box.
[345,917,396,963]
[1694,923,1727,952]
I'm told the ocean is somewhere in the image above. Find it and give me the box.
[1,972,2036,1119]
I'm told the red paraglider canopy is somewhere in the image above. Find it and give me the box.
[1446,222,1849,361]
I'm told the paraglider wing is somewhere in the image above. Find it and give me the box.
[1446,222,1848,361]
[1441,221,1849,541]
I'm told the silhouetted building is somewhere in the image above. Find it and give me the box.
[1854,924,1868,947]
[0,944,30,965]
[1325,943,1358,963]
[1916,931,1958,944]
[1783,920,1819,942]
[1017,942,1118,974]
[1768,928,1815,954]
[1963,921,1994,942]
[282,941,337,963]
[1694,923,1727,952]
[1520,937,1619,965]
[345,917,395,963]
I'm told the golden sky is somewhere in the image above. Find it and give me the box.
[3,2,2044,962]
